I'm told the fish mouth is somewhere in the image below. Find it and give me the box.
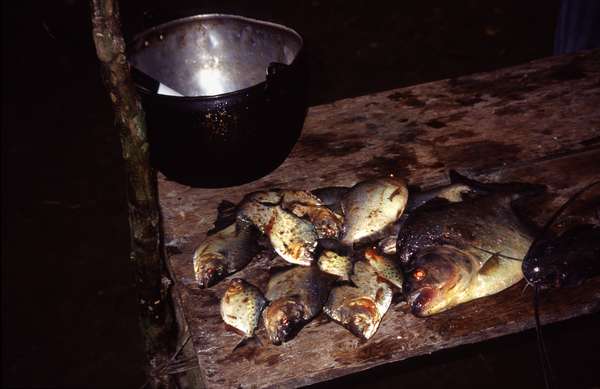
[343,298,380,339]
[407,287,436,317]
[197,267,224,288]
[264,300,305,345]
[522,260,558,288]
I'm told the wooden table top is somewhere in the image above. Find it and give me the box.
[158,49,600,388]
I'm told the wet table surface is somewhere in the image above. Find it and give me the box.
[158,49,600,388]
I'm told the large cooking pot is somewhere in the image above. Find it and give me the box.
[128,14,308,187]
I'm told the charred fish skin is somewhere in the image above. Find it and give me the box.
[220,278,267,337]
[406,183,474,213]
[324,261,392,340]
[340,177,409,246]
[263,266,333,345]
[193,221,260,288]
[397,193,533,265]
[237,193,319,266]
[398,193,533,316]
[523,224,600,289]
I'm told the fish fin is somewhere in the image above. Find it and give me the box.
[316,238,351,256]
[207,200,238,235]
[510,199,545,237]
[478,253,502,276]
[311,186,351,204]
[231,336,262,354]
[449,170,546,197]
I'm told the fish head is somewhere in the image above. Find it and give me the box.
[263,297,305,345]
[523,224,600,289]
[404,245,477,316]
[224,278,246,296]
[194,255,227,288]
[339,297,381,340]
[522,252,567,288]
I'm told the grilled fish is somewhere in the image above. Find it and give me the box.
[221,278,267,337]
[324,261,392,340]
[340,176,408,246]
[238,193,318,266]
[398,193,534,316]
[263,266,333,344]
[281,190,343,239]
[363,247,404,290]
[193,221,260,288]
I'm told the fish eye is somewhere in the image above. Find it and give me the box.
[413,269,426,281]
[533,266,540,273]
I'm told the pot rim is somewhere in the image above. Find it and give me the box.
[128,13,304,102]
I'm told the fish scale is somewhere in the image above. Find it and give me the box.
[340,177,408,246]
[238,193,319,266]
[263,266,333,344]
[220,278,267,338]
[324,261,392,340]
[193,222,260,288]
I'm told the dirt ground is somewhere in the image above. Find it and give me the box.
[2,1,599,388]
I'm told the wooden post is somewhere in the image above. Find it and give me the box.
[90,0,174,385]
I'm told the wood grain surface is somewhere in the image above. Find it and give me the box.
[160,50,600,388]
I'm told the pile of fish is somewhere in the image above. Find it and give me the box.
[192,172,599,345]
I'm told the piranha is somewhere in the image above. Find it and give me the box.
[220,278,267,338]
[363,247,404,290]
[262,266,334,344]
[280,190,343,239]
[193,221,260,288]
[237,192,319,266]
[340,176,409,246]
[378,170,535,255]
[324,261,393,340]
[398,192,536,316]
[523,223,600,288]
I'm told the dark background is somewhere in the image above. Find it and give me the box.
[2,1,599,388]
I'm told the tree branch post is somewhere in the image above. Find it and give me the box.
[89,0,174,385]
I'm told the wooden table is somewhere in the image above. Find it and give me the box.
[159,49,600,388]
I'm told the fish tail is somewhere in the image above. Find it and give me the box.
[207,200,238,235]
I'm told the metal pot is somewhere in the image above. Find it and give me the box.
[128,14,308,187]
